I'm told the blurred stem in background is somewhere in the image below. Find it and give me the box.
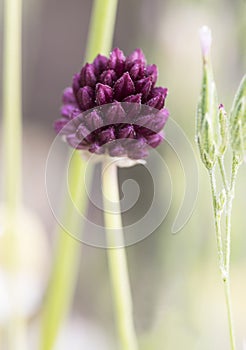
[40,153,91,350]
[3,0,22,213]
[102,159,138,350]
[40,0,118,349]
[2,0,28,349]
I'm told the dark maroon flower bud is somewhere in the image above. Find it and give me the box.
[154,108,169,131]
[118,125,135,139]
[127,136,149,158]
[114,72,135,100]
[66,134,85,149]
[135,126,153,138]
[93,54,108,75]
[150,87,168,100]
[135,77,152,100]
[131,136,147,149]
[100,69,117,86]
[77,86,94,111]
[98,127,115,144]
[136,108,169,133]
[105,101,126,124]
[146,64,158,85]
[135,114,153,128]
[84,110,104,130]
[123,94,142,119]
[54,118,69,134]
[62,87,76,104]
[80,63,97,87]
[146,132,163,148]
[78,139,91,148]
[60,104,75,118]
[108,48,125,76]
[125,48,146,70]
[89,142,105,154]
[129,60,145,80]
[128,147,149,159]
[108,142,126,157]
[75,124,91,141]
[70,108,81,120]
[147,92,165,110]
[72,74,80,95]
[55,116,81,135]
[123,94,142,104]
[96,83,113,105]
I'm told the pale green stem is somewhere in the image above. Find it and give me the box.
[2,0,28,349]
[223,279,237,350]
[40,0,119,348]
[102,159,138,350]
[209,169,225,278]
[85,0,118,60]
[225,153,241,273]
[218,156,230,271]
[209,162,238,350]
[222,153,241,350]
[218,156,229,193]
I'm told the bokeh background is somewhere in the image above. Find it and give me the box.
[0,0,246,349]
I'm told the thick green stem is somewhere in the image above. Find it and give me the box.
[40,0,119,348]
[85,0,118,60]
[102,159,138,350]
[40,152,91,350]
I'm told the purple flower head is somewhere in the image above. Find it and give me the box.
[54,48,169,160]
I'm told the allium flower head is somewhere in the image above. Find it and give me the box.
[54,48,169,160]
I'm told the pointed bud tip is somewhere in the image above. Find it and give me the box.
[219,104,227,114]
[199,26,212,59]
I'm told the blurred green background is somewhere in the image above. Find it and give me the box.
[0,0,245,349]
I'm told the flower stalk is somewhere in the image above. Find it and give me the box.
[196,26,246,350]
[86,0,118,60]
[102,158,138,350]
[40,0,119,349]
[51,0,168,347]
[208,159,238,350]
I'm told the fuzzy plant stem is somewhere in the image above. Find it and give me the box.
[102,159,138,350]
[223,154,241,350]
[209,154,241,350]
[39,0,118,349]
[2,0,28,349]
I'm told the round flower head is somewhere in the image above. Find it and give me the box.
[54,48,169,160]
